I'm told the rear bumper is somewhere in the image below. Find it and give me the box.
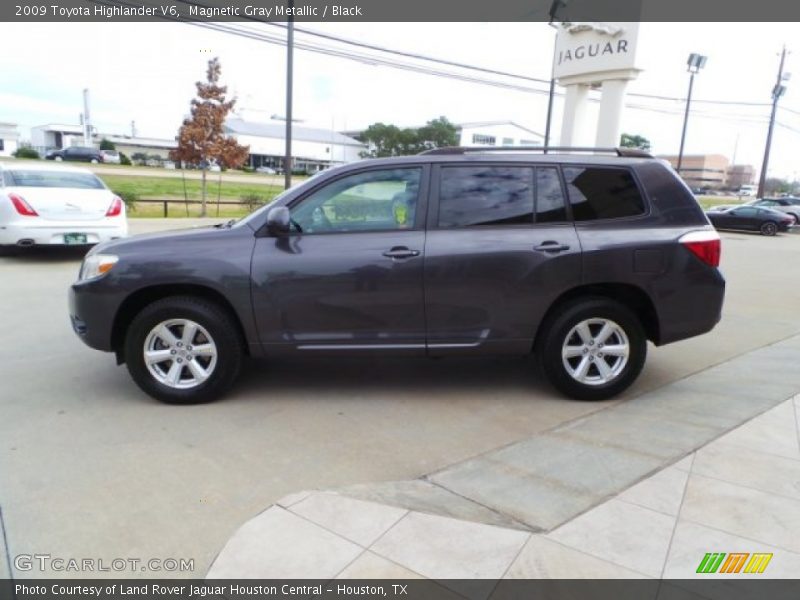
[655,267,726,346]
[0,220,127,246]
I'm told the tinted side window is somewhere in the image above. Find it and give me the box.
[438,166,533,228]
[535,167,568,223]
[734,207,758,217]
[563,167,645,221]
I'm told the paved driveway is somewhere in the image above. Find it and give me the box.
[1,220,798,578]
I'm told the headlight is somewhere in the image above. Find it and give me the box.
[79,254,119,281]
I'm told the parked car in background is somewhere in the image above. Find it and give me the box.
[750,197,800,225]
[45,146,105,164]
[100,150,121,164]
[706,205,793,236]
[737,184,757,196]
[69,147,725,404]
[0,163,127,253]
[255,166,277,174]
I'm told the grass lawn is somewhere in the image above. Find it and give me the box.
[695,195,746,210]
[100,174,285,202]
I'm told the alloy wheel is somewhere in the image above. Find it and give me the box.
[143,319,218,389]
[561,318,630,386]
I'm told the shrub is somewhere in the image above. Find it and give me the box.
[115,190,138,211]
[13,146,40,159]
[119,152,132,166]
[240,193,266,212]
[99,138,116,151]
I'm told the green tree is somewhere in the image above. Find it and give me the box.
[358,117,459,158]
[620,133,651,151]
[764,177,792,195]
[417,116,459,151]
[99,138,116,151]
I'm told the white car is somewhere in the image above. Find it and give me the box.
[0,163,128,252]
[99,149,121,164]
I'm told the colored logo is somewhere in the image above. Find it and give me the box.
[696,552,772,574]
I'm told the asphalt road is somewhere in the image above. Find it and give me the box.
[1,220,799,579]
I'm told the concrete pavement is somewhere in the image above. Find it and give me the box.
[208,394,800,583]
[1,223,799,578]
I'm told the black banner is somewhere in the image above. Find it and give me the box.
[4,580,800,600]
[4,0,800,22]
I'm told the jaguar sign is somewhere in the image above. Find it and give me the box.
[553,22,640,81]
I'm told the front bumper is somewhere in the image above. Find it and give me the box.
[69,279,120,352]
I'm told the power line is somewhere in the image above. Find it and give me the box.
[174,0,776,109]
[85,0,794,122]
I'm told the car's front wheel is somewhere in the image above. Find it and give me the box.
[54,156,63,161]
[124,296,243,403]
[760,221,778,236]
[537,297,647,401]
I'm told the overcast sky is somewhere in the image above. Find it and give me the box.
[2,21,800,177]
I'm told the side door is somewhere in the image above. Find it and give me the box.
[63,147,80,162]
[729,206,759,230]
[250,166,429,354]
[424,164,581,354]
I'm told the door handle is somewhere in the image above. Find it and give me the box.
[534,241,570,253]
[382,247,421,259]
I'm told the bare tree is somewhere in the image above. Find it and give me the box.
[170,58,249,216]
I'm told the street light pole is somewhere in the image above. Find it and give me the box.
[676,72,695,173]
[757,45,789,198]
[284,1,294,190]
[677,53,707,174]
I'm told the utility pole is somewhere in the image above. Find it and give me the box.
[82,88,92,146]
[757,45,789,198]
[284,0,294,190]
[543,0,566,151]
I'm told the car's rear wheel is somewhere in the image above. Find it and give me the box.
[124,296,243,403]
[54,156,63,161]
[537,297,646,401]
[760,221,778,236]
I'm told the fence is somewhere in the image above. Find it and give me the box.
[135,198,262,217]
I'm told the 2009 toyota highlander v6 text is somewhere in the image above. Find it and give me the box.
[69,147,725,403]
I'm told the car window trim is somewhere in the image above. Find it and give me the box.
[279,164,430,237]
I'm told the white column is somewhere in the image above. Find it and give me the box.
[559,84,591,147]
[595,78,630,148]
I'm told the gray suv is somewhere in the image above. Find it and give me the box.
[69,147,725,403]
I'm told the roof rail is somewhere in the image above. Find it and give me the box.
[419,146,653,158]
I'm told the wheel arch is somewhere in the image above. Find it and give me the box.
[111,284,250,362]
[535,283,660,349]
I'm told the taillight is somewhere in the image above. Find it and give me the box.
[680,230,721,267]
[106,196,123,217]
[8,193,38,217]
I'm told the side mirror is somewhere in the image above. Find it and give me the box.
[266,206,291,236]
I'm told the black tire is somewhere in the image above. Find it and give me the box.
[124,296,243,403]
[536,297,647,401]
[760,221,778,236]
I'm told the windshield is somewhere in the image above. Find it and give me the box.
[4,170,106,189]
